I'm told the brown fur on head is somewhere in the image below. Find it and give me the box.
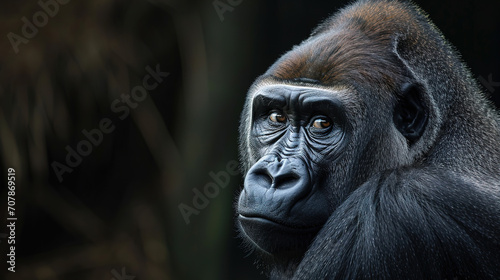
[260,0,460,106]
[264,0,428,89]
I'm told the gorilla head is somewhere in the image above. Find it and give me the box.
[236,0,500,279]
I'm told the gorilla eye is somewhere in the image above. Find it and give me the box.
[269,112,287,123]
[312,118,331,129]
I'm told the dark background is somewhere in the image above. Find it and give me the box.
[0,0,498,279]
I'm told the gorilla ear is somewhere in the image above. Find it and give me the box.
[393,83,428,145]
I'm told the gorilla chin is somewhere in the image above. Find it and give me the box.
[238,215,323,256]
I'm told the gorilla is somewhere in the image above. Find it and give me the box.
[236,0,500,279]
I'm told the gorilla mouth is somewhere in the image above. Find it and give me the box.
[238,214,323,255]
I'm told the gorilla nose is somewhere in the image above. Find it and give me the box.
[244,156,311,192]
[249,162,301,189]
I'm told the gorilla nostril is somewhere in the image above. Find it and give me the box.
[253,169,273,187]
[273,173,300,189]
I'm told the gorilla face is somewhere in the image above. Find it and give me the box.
[237,83,352,255]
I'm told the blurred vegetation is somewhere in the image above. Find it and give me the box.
[0,0,237,279]
[0,0,498,280]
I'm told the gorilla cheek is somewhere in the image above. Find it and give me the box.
[237,156,330,255]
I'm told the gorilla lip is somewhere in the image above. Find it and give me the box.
[238,214,324,230]
[237,214,323,254]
